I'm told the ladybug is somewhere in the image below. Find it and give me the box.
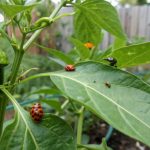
[105,82,111,88]
[93,80,96,83]
[103,57,117,67]
[30,103,44,122]
[65,65,75,71]
[84,42,94,49]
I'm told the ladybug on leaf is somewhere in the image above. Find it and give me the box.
[65,65,75,71]
[30,103,44,122]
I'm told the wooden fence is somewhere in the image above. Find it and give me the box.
[58,5,150,50]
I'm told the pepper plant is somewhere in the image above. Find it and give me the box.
[0,0,150,149]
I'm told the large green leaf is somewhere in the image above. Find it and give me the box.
[49,61,150,147]
[0,4,36,18]
[74,0,126,40]
[109,42,150,68]
[0,89,76,150]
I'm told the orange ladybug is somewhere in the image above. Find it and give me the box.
[30,103,44,122]
[84,42,94,49]
[65,65,75,71]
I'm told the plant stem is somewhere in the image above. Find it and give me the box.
[23,0,67,51]
[9,50,24,85]
[0,68,5,137]
[55,99,69,115]
[77,106,84,145]
[0,34,26,137]
[9,34,26,85]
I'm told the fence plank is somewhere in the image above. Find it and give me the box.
[138,5,148,37]
[146,7,150,40]
[130,6,139,38]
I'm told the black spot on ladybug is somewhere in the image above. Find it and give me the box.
[30,103,44,122]
[65,65,75,71]
[105,82,111,88]
[103,57,117,67]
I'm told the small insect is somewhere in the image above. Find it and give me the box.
[103,57,117,67]
[65,65,75,71]
[93,80,96,83]
[84,42,94,49]
[30,103,44,122]
[105,82,111,88]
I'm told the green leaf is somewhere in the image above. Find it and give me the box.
[36,44,74,65]
[74,9,102,45]
[112,37,126,50]
[93,47,112,61]
[67,49,80,62]
[50,61,150,147]
[49,56,66,67]
[74,0,126,40]
[1,89,76,150]
[69,38,90,60]
[42,99,62,112]
[109,42,150,68]
[0,4,36,18]
[31,88,61,95]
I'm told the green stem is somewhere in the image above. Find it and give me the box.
[55,99,69,115]
[0,68,5,137]
[9,50,24,85]
[52,12,75,22]
[9,33,26,85]
[0,34,26,137]
[23,0,67,51]
[77,106,84,145]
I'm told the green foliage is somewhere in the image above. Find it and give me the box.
[69,38,90,60]
[1,0,150,149]
[0,4,36,18]
[109,42,150,68]
[74,0,126,44]
[0,89,76,150]
[36,44,74,65]
[41,99,62,112]
[50,61,150,147]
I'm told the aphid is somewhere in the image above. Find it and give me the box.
[103,57,117,67]
[84,42,94,49]
[65,65,75,71]
[105,82,111,88]
[93,80,96,83]
[30,103,44,122]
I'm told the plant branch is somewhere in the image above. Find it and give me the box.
[52,12,76,22]
[9,34,26,85]
[77,106,84,145]
[23,0,67,51]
